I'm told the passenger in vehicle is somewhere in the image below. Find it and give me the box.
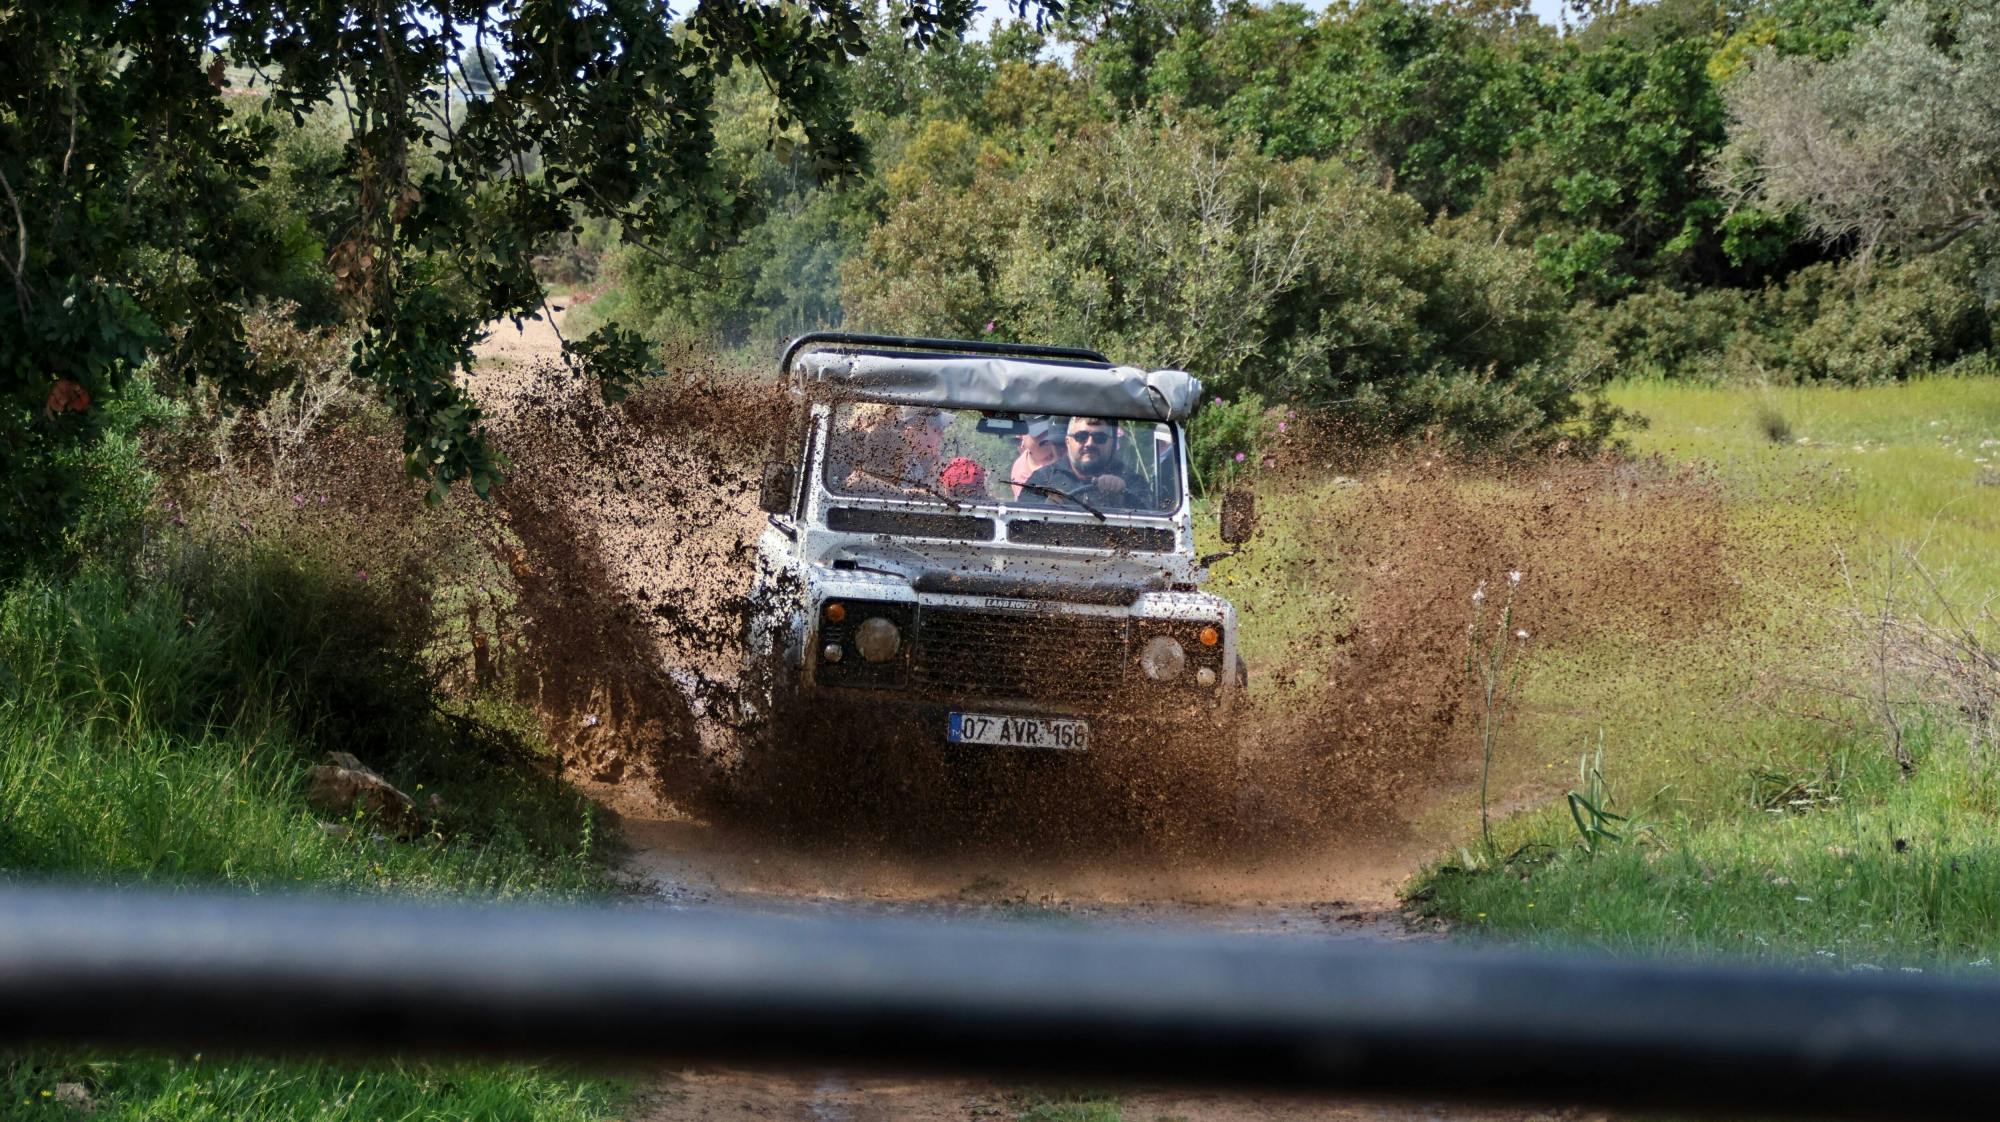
[940,455,988,499]
[1023,416,1153,507]
[836,403,946,496]
[1008,417,1061,499]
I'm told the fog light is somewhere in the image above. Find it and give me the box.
[821,643,843,664]
[1197,666,1217,688]
[1198,625,1221,647]
[1139,635,1186,682]
[855,617,901,663]
[824,602,846,623]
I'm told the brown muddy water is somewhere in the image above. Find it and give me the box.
[468,312,1731,1121]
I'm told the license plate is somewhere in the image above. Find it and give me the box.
[947,712,1089,751]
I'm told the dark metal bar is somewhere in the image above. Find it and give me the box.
[1,884,1994,1118]
[779,331,1111,377]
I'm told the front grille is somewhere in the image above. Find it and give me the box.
[912,608,1128,703]
[1006,520,1176,553]
[826,506,995,541]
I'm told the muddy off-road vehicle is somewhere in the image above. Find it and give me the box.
[742,333,1254,756]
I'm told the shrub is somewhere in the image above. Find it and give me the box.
[1186,393,1278,494]
[1754,401,1792,443]
[1779,256,1990,383]
[1575,284,1760,381]
[1575,252,1994,383]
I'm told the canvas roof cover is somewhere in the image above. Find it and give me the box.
[793,348,1204,422]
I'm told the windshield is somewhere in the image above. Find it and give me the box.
[822,403,1182,515]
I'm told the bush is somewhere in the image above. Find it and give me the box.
[1779,256,1991,383]
[1576,252,1994,383]
[1186,392,1279,494]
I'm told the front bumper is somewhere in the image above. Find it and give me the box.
[775,688,1219,748]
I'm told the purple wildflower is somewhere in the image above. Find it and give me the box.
[1234,452,1247,463]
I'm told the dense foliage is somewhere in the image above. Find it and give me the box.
[0,0,1038,576]
[597,0,1997,462]
[9,0,2000,550]
[846,117,1592,448]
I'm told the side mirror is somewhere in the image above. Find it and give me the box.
[758,462,797,515]
[1219,488,1258,545]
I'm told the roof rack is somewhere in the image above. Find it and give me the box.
[779,332,1110,379]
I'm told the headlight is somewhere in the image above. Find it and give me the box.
[1139,635,1186,682]
[855,616,901,663]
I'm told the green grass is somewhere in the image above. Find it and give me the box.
[2,1055,618,1122]
[0,547,618,1120]
[0,555,605,893]
[1611,376,2000,597]
[1407,375,2000,966]
[1017,1094,1126,1122]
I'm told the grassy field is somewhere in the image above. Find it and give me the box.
[1614,377,2000,596]
[1405,375,2000,967]
[0,545,619,1120]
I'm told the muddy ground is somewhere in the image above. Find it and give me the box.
[467,310,1725,1121]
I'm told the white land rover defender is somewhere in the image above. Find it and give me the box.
[742,333,1254,756]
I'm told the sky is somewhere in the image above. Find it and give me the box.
[970,0,1573,38]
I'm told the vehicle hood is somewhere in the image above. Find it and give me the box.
[819,539,1193,604]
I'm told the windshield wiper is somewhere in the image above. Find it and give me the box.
[852,466,965,511]
[1007,479,1106,521]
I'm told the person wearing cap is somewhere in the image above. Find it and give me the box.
[940,455,988,499]
[1009,416,1061,499]
[836,403,946,496]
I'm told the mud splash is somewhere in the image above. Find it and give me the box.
[1233,450,1738,842]
[469,318,1741,885]
[474,331,781,797]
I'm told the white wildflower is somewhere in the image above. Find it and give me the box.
[1514,629,1530,641]
[1507,569,1522,586]
[1471,581,1486,606]
[581,713,601,728]
[1850,963,1883,973]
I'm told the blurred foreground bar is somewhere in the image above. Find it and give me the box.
[2,884,1995,1118]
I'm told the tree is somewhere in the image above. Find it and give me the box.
[845,116,1594,451]
[1148,1,1548,215]
[1716,0,2000,259]
[0,0,1044,574]
[1058,0,1222,109]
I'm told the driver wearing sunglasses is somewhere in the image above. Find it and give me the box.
[1023,416,1152,507]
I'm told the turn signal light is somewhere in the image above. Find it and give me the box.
[1198,625,1221,647]
[824,601,846,623]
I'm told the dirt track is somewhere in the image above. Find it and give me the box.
[466,310,1645,1120]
